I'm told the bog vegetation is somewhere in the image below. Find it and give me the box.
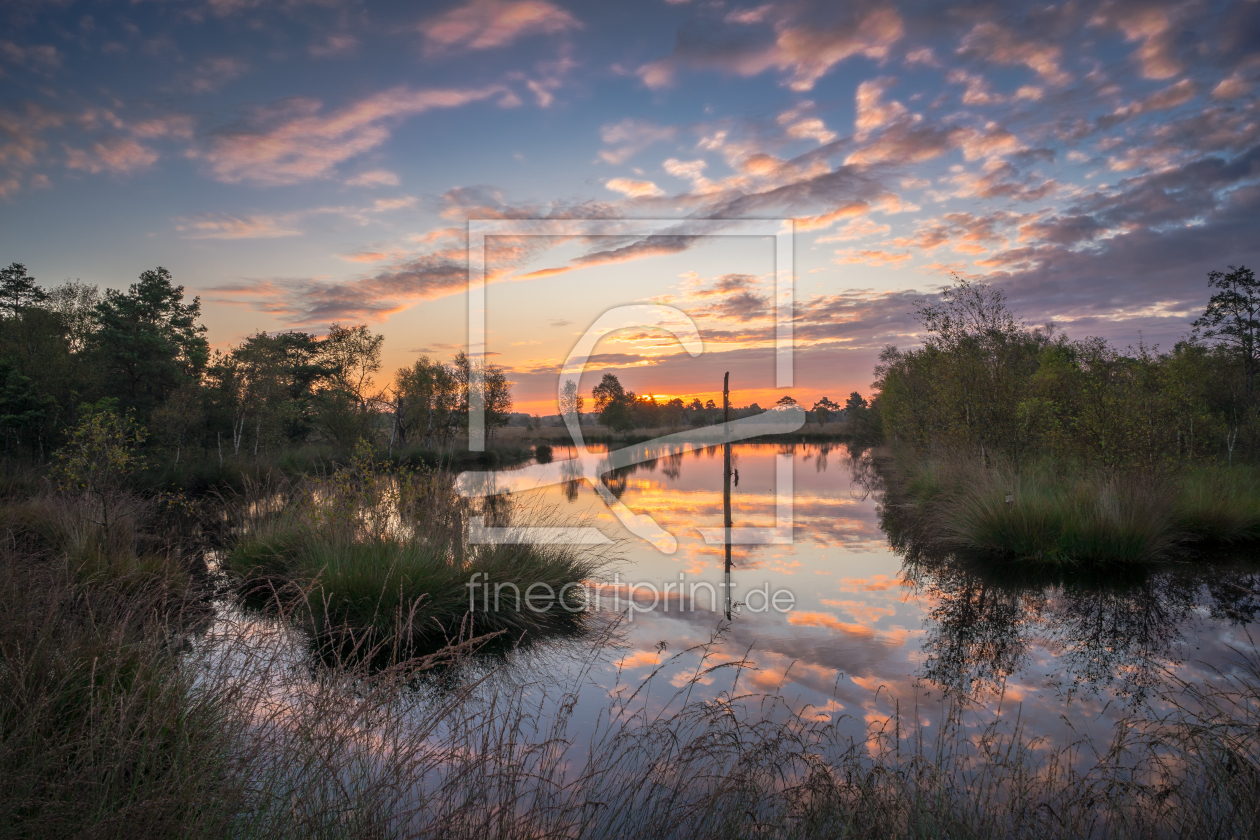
[871,267,1260,563]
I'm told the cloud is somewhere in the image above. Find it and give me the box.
[345,168,400,187]
[598,118,676,165]
[777,101,836,144]
[638,3,902,92]
[64,136,158,174]
[833,248,911,267]
[191,85,506,185]
[1089,0,1184,80]
[816,217,891,242]
[854,77,906,137]
[310,34,359,58]
[210,244,470,325]
[605,177,665,198]
[0,40,61,70]
[958,22,1071,86]
[185,56,249,94]
[419,0,580,54]
[175,213,303,239]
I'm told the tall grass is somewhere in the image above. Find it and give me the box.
[884,452,1260,564]
[223,446,609,653]
[185,613,1260,840]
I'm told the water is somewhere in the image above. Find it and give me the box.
[200,441,1260,756]
[487,441,1260,745]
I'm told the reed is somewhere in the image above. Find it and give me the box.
[223,445,607,651]
[886,453,1260,564]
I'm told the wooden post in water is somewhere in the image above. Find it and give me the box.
[723,371,733,620]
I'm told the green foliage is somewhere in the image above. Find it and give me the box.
[53,405,146,545]
[1192,264,1260,402]
[90,267,209,421]
[0,358,55,455]
[875,272,1258,469]
[393,354,462,447]
[889,455,1260,564]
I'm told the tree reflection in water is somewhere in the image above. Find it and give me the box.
[886,499,1260,703]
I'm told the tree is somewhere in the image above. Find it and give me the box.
[775,395,798,406]
[915,274,1021,353]
[592,373,634,432]
[53,403,146,547]
[46,280,102,354]
[451,350,512,440]
[90,267,209,420]
[1192,265,1260,405]
[0,263,48,316]
[662,397,685,428]
[811,396,840,427]
[317,324,385,447]
[0,358,55,457]
[559,379,583,423]
[394,355,460,447]
[845,392,868,413]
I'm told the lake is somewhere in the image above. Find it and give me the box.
[476,441,1260,748]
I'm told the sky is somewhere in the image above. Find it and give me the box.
[1,0,1258,414]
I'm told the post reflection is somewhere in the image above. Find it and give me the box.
[457,444,1258,734]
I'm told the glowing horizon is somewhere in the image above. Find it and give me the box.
[1,0,1255,409]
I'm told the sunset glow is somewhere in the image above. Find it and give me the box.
[2,0,1255,411]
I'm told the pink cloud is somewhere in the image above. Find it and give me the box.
[185,56,249,94]
[419,0,580,54]
[191,85,506,186]
[638,5,902,92]
[64,136,158,174]
[1090,2,1183,80]
[834,248,912,267]
[854,77,907,137]
[345,168,400,187]
[958,22,1071,86]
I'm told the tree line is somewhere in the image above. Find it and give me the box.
[560,372,870,433]
[872,267,1260,470]
[0,263,514,464]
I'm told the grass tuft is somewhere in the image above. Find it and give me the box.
[887,454,1260,564]
[223,446,607,653]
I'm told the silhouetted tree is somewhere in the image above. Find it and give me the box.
[90,267,208,421]
[0,263,48,316]
[593,373,634,433]
[1192,265,1260,404]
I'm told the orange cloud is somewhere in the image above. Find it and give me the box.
[787,611,876,638]
[605,177,665,198]
[175,213,302,240]
[419,0,580,54]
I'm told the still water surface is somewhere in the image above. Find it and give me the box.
[488,442,1260,745]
